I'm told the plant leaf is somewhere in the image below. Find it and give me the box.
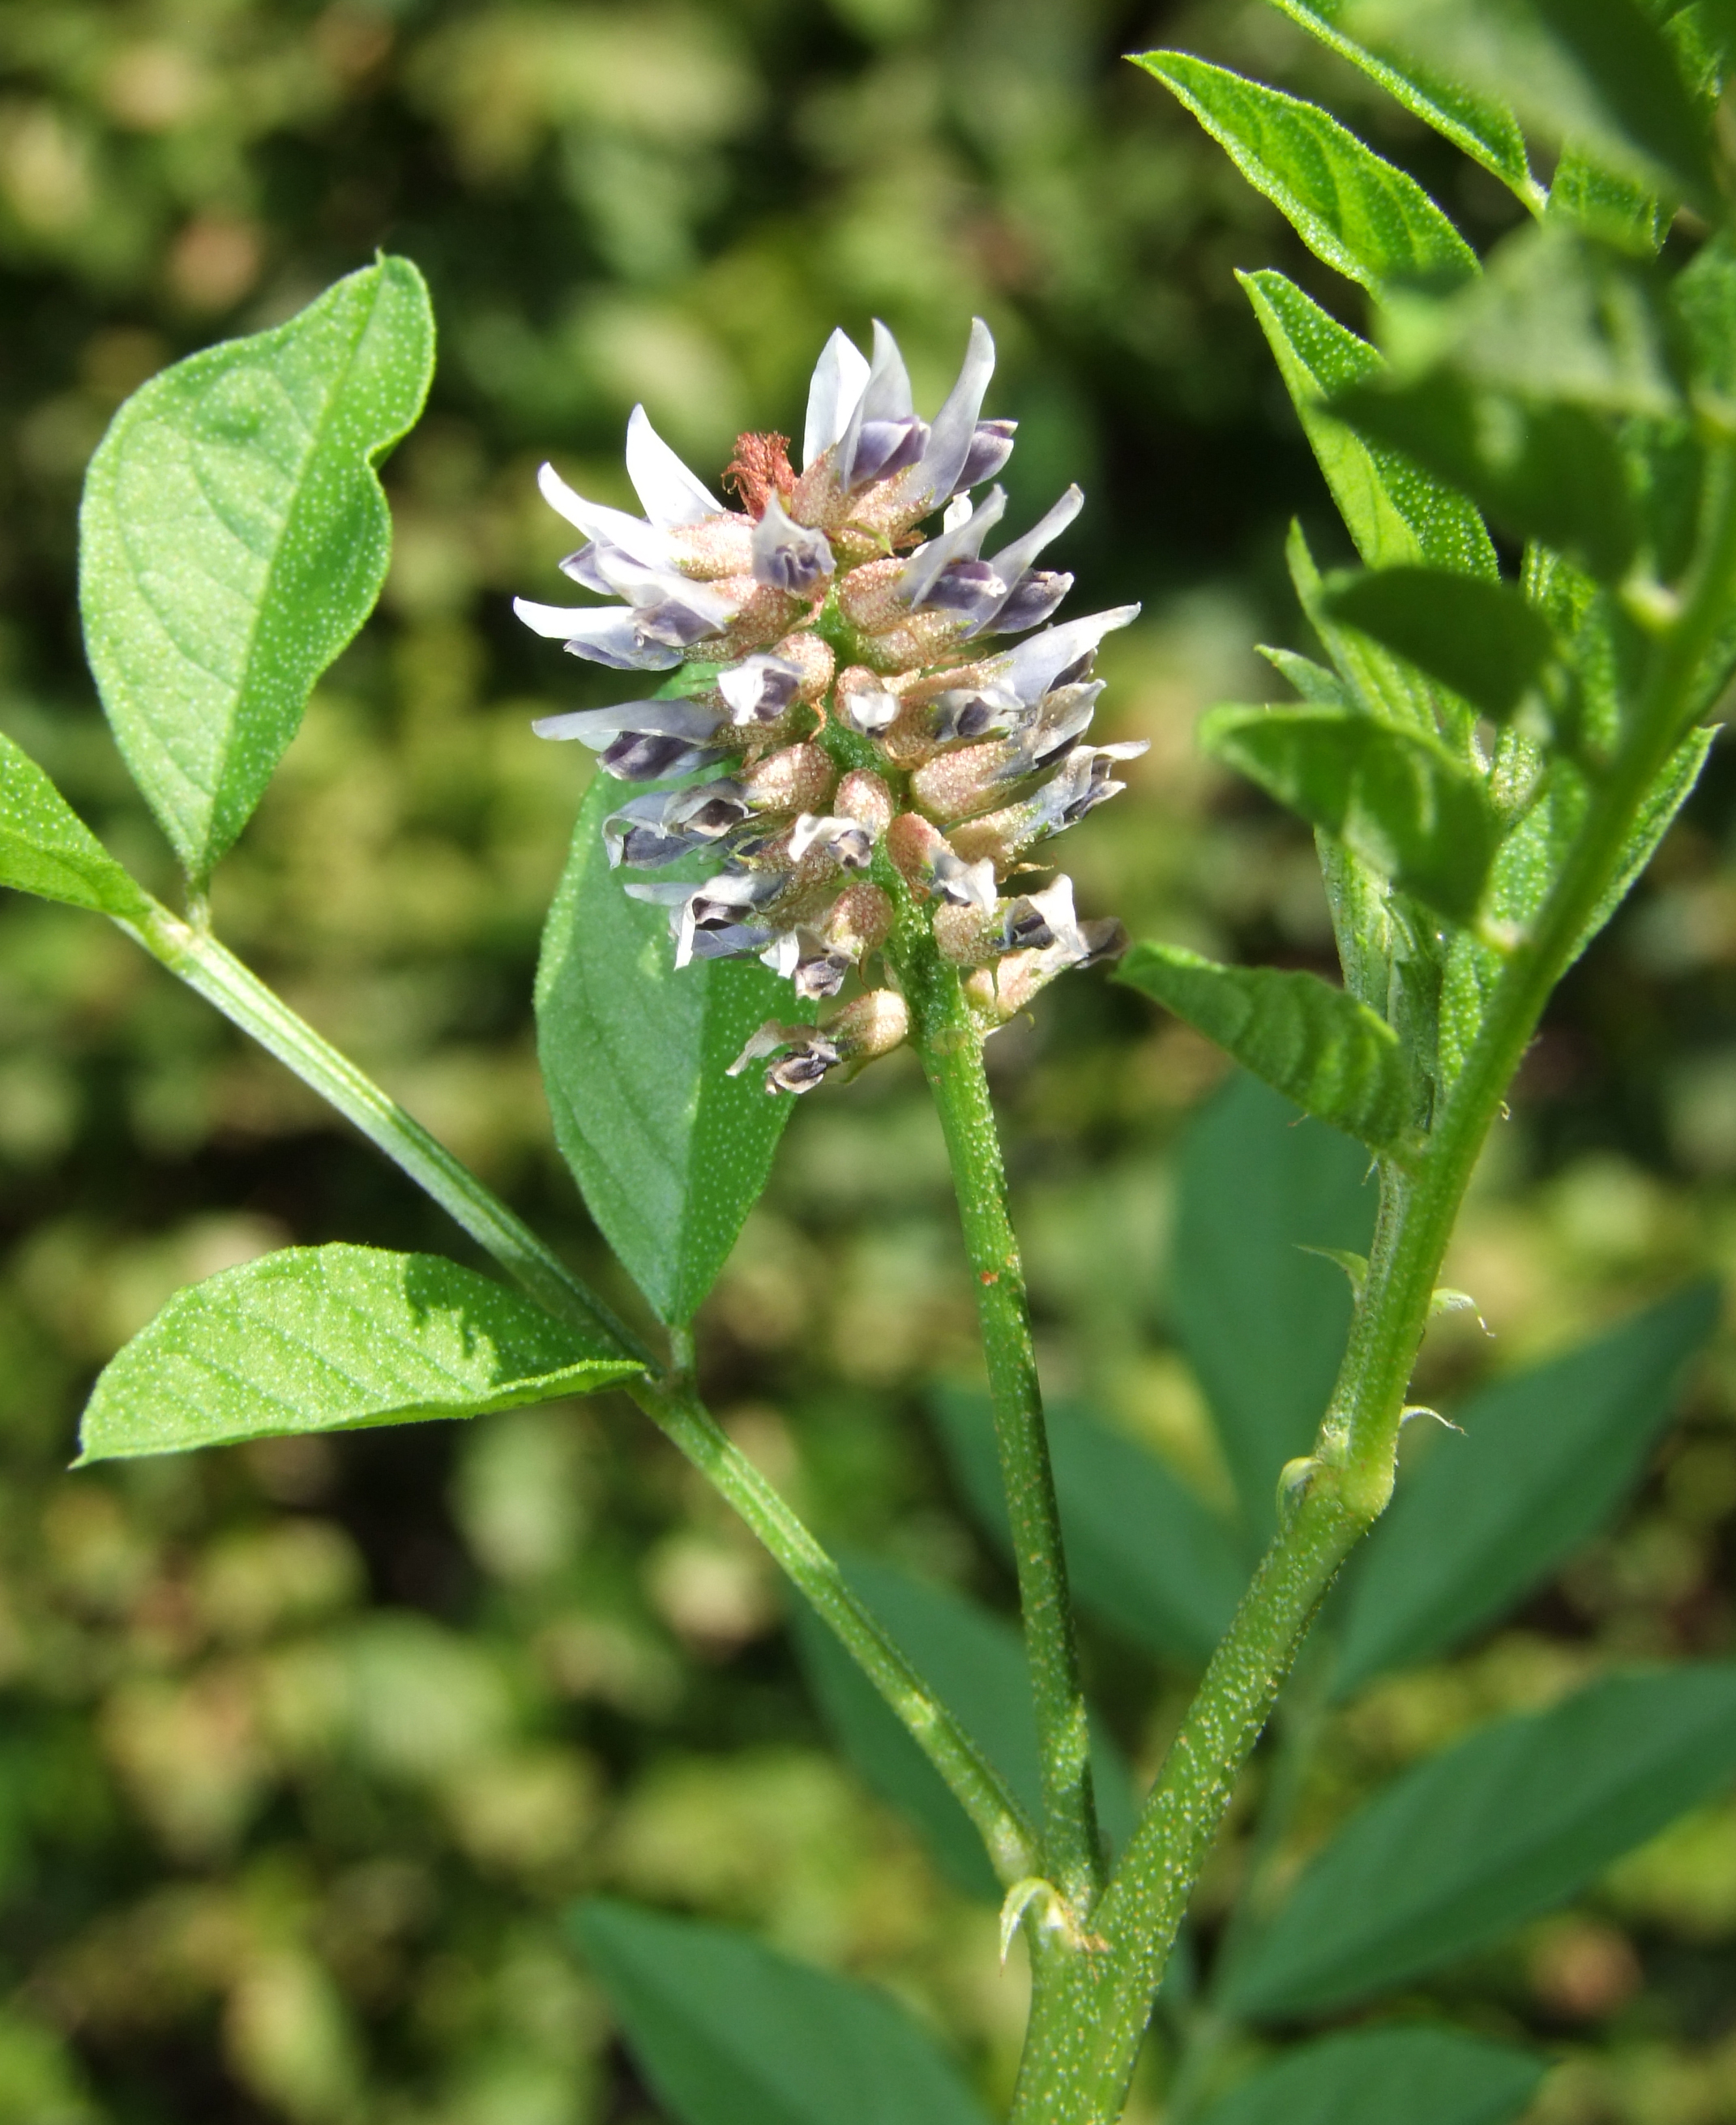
[1240,271,1498,582]
[79,257,434,886]
[1335,1282,1719,1691]
[536,770,805,1324]
[793,1553,1135,1893]
[1118,944,1415,1154]
[1195,2025,1544,2125]
[931,1389,1245,1667]
[1135,53,1477,296]
[0,729,152,921]
[1259,0,1538,204]
[1323,567,1557,721]
[77,1244,639,1464]
[1345,0,1717,212]
[1225,1665,1736,2017]
[573,1900,992,2125]
[1200,704,1500,926]
[1171,1073,1376,1546]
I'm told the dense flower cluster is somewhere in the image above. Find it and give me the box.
[515,320,1142,1093]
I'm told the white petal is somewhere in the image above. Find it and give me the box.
[536,462,672,569]
[514,596,605,639]
[900,485,1007,605]
[913,317,996,502]
[986,485,1084,584]
[942,494,974,534]
[625,405,720,526]
[836,319,914,486]
[1001,605,1141,703]
[802,328,870,469]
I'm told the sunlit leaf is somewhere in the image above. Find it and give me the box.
[1336,1283,1719,1690]
[1118,944,1415,1153]
[1322,568,1556,721]
[1225,1665,1736,2016]
[575,1900,991,2125]
[77,1245,639,1464]
[536,769,806,1324]
[79,257,434,885]
[1135,54,1477,294]
[1200,703,1499,925]
[0,729,152,922]
[1195,2025,1543,2125]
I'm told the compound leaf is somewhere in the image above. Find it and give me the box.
[79,256,434,885]
[1195,2025,1543,2125]
[537,770,804,1324]
[1323,567,1557,721]
[1118,943,1415,1154]
[78,1244,639,1464]
[1225,1665,1736,2016]
[575,1900,991,2125]
[1200,703,1500,926]
[1336,1282,1720,1690]
[0,729,152,922]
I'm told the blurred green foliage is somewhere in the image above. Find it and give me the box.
[5,0,1736,2119]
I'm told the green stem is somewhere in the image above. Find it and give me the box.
[1015,453,1736,2124]
[896,921,1102,1913]
[117,895,1038,1883]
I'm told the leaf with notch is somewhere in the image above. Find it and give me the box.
[1345,0,1717,212]
[1170,1073,1376,1546]
[1323,568,1557,721]
[1201,703,1500,925]
[1118,944,1415,1154]
[1225,1665,1736,2016]
[0,729,152,922]
[1336,1282,1718,1691]
[1241,271,1498,582]
[77,1244,639,1464]
[79,257,434,887]
[536,770,806,1325]
[1135,53,1477,295]
[574,1899,991,2125]
[1259,0,1539,206]
[931,1388,1245,1667]
[1195,2025,1543,2125]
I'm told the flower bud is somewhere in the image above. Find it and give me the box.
[836,770,894,840]
[741,742,836,815]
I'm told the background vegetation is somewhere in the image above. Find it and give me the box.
[4,1,1736,2119]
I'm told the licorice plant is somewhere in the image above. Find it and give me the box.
[7,1,1736,2119]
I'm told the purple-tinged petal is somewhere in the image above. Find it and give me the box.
[720,652,806,725]
[751,494,836,596]
[802,328,871,471]
[997,605,1140,705]
[953,418,1017,494]
[900,485,1007,606]
[913,318,996,503]
[536,462,671,569]
[532,699,724,746]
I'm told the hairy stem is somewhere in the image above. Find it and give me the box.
[896,921,1102,1912]
[114,896,1039,1883]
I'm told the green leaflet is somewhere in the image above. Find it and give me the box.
[1195,2027,1543,2125]
[1239,271,1498,582]
[79,257,434,887]
[1225,1665,1736,2016]
[0,729,152,923]
[1345,0,1717,213]
[1335,1282,1720,1691]
[1118,943,1415,1155]
[792,1554,1134,1898]
[1200,703,1499,926]
[1259,0,1538,206]
[1323,567,1557,721]
[1134,54,1477,296]
[931,1388,1245,1668]
[574,1901,991,2125]
[1170,1074,1376,1547]
[535,770,805,1325]
[76,1245,639,1464]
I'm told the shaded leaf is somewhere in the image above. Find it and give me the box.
[1200,703,1500,926]
[932,1389,1245,1667]
[1196,2025,1543,2125]
[0,729,152,922]
[1171,1074,1376,1546]
[79,258,434,885]
[1259,0,1538,204]
[1135,53,1477,294]
[574,1900,991,2125]
[1336,1283,1719,1690]
[78,1245,639,1464]
[793,1553,1134,1893]
[1118,943,1415,1153]
[1323,567,1557,720]
[536,770,805,1324]
[1225,1665,1736,2016]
